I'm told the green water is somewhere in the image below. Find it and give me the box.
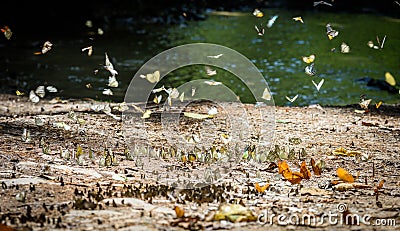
[1,9,399,106]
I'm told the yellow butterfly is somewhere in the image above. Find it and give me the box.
[261,87,272,100]
[302,54,315,64]
[16,90,24,96]
[253,9,264,18]
[375,101,382,109]
[293,16,304,23]
[359,98,372,110]
[385,72,396,86]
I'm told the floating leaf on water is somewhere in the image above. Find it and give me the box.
[293,16,304,23]
[385,72,396,86]
[183,112,211,119]
[140,70,160,83]
[337,167,354,183]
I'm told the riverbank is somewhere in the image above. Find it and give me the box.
[0,94,399,230]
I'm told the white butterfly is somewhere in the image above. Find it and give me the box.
[208,107,218,116]
[102,88,113,96]
[179,92,185,102]
[191,87,196,96]
[108,76,119,87]
[305,63,317,76]
[267,15,279,28]
[46,86,58,93]
[104,52,118,76]
[341,42,350,53]
[82,46,93,56]
[286,94,299,103]
[255,25,265,36]
[261,88,272,100]
[359,98,372,110]
[41,41,53,54]
[207,54,223,59]
[35,86,45,98]
[312,79,325,91]
[204,80,222,86]
[21,128,31,142]
[140,70,160,83]
[153,94,162,104]
[205,66,217,76]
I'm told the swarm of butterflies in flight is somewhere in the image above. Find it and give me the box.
[1,0,398,113]
[252,1,397,108]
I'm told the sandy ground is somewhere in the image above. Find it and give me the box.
[0,94,399,230]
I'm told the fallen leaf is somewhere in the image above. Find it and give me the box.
[337,167,354,183]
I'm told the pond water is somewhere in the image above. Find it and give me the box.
[1,9,399,106]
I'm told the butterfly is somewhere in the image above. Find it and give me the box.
[153,94,162,104]
[313,1,333,7]
[310,158,322,176]
[204,80,222,86]
[46,86,58,93]
[375,101,382,109]
[305,63,317,76]
[337,167,354,183]
[104,52,118,76]
[267,15,279,28]
[42,41,53,54]
[293,16,304,23]
[302,54,315,64]
[278,160,305,184]
[220,133,232,145]
[179,92,185,102]
[385,72,396,86]
[261,88,272,100]
[16,90,25,96]
[285,94,298,103]
[191,87,196,96]
[1,26,12,40]
[207,54,223,59]
[21,128,31,142]
[174,206,185,218]
[255,182,270,193]
[359,98,372,110]
[141,110,152,119]
[35,86,45,98]
[312,79,325,91]
[82,46,93,56]
[326,24,339,40]
[107,76,118,88]
[255,25,265,36]
[341,42,350,53]
[253,9,264,18]
[140,70,160,83]
[102,88,113,96]
[376,35,387,49]
[205,66,217,76]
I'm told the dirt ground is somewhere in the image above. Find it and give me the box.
[0,94,399,231]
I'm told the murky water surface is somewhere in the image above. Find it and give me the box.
[1,9,399,106]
